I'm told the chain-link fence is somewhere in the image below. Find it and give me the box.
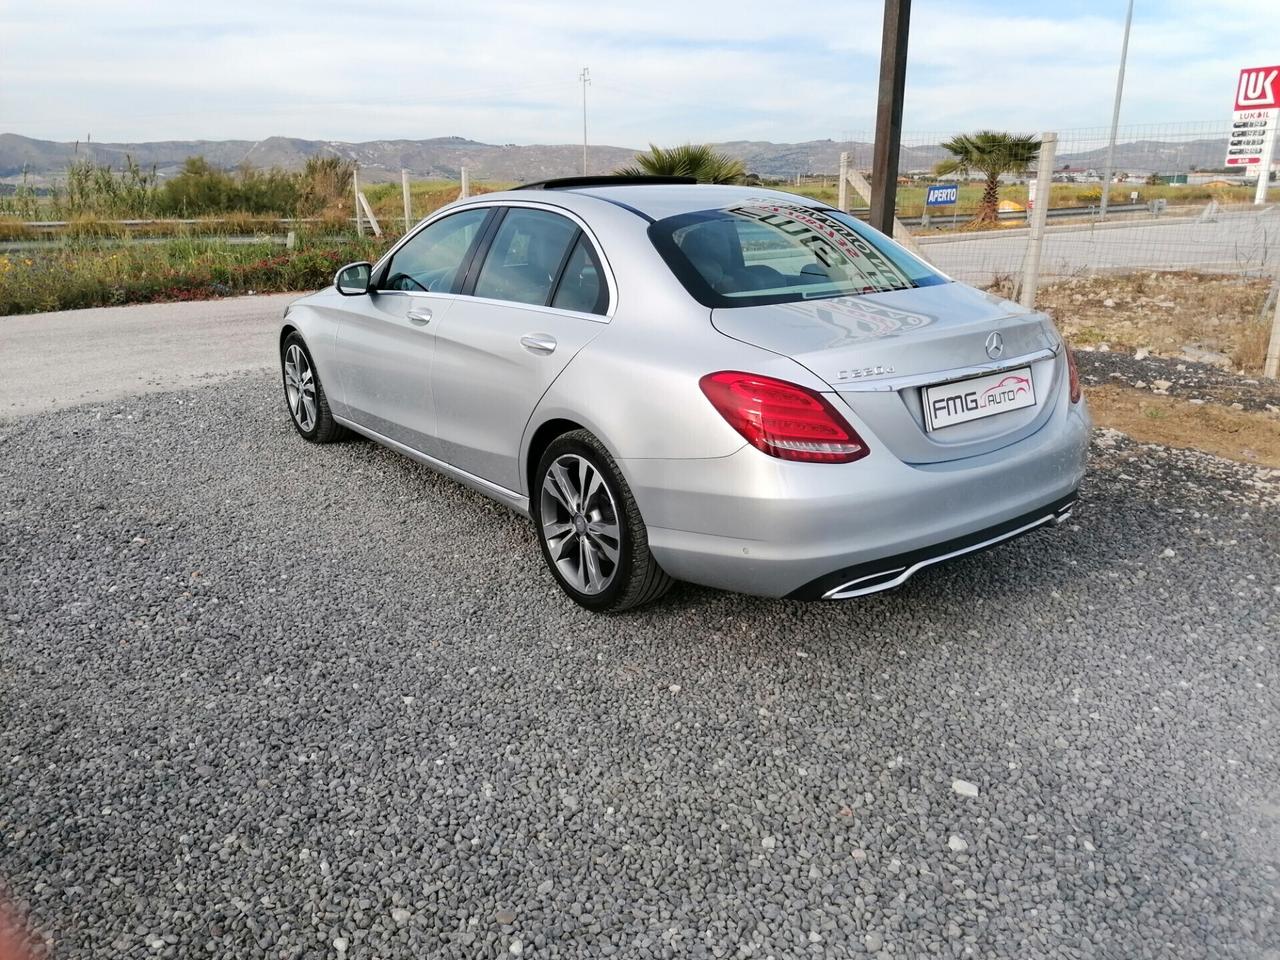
[826,121,1279,375]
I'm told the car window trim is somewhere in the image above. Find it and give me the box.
[370,199,617,320]
[544,227,583,308]
[456,206,508,297]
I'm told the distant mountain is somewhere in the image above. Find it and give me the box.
[0,134,638,185]
[1051,138,1228,174]
[0,132,1231,185]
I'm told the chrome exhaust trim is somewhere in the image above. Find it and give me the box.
[823,501,1076,600]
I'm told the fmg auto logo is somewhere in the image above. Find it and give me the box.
[1236,65,1280,110]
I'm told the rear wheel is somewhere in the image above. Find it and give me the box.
[282,332,345,443]
[533,431,673,612]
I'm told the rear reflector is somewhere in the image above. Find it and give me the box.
[699,371,869,464]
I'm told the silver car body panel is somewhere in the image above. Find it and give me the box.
[282,183,1091,600]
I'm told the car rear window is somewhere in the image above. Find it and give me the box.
[648,200,946,308]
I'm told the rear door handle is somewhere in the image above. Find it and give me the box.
[406,308,433,325]
[520,333,557,355]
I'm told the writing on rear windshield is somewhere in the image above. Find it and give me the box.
[728,202,915,293]
[649,200,945,309]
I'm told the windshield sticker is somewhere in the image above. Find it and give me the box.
[726,202,915,293]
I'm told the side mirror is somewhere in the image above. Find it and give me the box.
[335,261,372,296]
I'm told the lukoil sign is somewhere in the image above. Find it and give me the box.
[1236,65,1280,111]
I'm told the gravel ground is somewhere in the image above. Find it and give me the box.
[1075,350,1280,413]
[2,373,1278,960]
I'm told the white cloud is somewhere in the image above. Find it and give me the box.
[0,0,1270,146]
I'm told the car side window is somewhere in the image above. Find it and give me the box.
[472,208,578,307]
[379,208,489,293]
[550,235,608,315]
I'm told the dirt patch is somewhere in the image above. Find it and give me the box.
[1085,383,1280,468]
[1075,350,1280,413]
[1032,271,1276,375]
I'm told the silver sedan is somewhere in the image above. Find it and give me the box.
[280,177,1090,611]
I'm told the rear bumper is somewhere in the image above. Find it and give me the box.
[786,492,1077,600]
[621,398,1090,599]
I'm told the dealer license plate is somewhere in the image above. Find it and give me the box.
[923,366,1036,431]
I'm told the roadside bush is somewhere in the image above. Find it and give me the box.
[0,234,394,316]
[298,156,357,216]
[159,158,302,216]
[61,156,162,218]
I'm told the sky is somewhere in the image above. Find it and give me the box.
[0,0,1273,147]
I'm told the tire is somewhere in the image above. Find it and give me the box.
[281,332,346,443]
[532,430,674,612]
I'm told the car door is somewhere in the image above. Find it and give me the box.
[333,206,493,454]
[430,204,613,492]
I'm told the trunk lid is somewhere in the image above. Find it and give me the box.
[710,282,1063,464]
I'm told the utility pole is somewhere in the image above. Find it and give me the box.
[1254,121,1276,206]
[870,0,911,236]
[579,66,591,176]
[1098,0,1134,221]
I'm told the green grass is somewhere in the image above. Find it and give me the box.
[3,175,1252,239]
[0,172,1259,316]
[0,233,393,316]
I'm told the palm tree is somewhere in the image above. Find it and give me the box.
[617,144,746,184]
[934,132,1040,225]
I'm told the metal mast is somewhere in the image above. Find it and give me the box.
[1098,0,1135,221]
[579,67,591,175]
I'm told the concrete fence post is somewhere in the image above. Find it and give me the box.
[353,164,363,236]
[460,167,470,200]
[842,164,928,261]
[401,169,412,233]
[357,192,382,238]
[838,152,850,213]
[1265,277,1280,379]
[1019,132,1057,310]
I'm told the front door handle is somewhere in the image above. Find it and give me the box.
[406,308,433,325]
[520,333,557,355]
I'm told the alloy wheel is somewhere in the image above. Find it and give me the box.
[539,453,622,596]
[283,344,317,432]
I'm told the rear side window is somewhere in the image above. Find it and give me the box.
[473,208,577,306]
[649,201,946,308]
[551,235,608,315]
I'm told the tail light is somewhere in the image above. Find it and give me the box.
[1065,345,1081,403]
[699,371,869,464]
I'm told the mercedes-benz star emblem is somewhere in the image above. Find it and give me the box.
[985,331,1005,360]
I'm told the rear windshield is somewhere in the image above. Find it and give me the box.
[648,200,946,308]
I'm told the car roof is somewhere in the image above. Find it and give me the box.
[475,183,830,223]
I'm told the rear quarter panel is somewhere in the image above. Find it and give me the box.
[520,210,838,490]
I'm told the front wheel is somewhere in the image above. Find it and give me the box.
[532,431,674,612]
[281,332,345,443]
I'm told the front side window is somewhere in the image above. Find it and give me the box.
[473,208,578,307]
[379,208,490,293]
[649,200,946,308]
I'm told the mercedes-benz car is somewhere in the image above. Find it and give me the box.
[279,176,1089,611]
